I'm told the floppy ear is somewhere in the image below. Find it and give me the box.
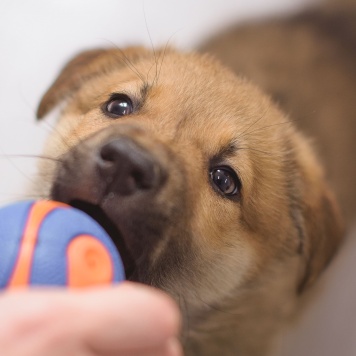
[36,46,149,119]
[295,135,344,292]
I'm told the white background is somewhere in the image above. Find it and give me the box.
[0,0,316,207]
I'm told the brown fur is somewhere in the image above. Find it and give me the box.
[201,4,356,225]
[33,45,343,355]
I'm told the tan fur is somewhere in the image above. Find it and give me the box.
[201,5,356,225]
[33,46,343,355]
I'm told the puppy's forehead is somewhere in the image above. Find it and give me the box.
[149,52,283,147]
[137,51,263,115]
[122,53,274,130]
[90,51,263,111]
[75,50,283,153]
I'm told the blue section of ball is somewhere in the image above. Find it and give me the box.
[31,207,126,285]
[0,200,125,288]
[0,201,34,288]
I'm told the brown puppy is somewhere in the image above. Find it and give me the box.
[33,47,343,355]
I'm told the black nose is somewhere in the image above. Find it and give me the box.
[98,138,160,196]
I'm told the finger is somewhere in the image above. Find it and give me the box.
[0,283,181,355]
[75,282,181,352]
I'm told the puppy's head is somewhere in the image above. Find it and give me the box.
[35,47,343,354]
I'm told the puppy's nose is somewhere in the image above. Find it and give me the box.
[98,138,159,196]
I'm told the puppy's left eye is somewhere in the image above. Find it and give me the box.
[104,94,133,118]
[210,167,241,197]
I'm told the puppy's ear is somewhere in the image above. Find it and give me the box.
[295,135,344,292]
[36,47,149,119]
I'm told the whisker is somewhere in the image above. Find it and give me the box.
[0,147,37,185]
[145,61,157,85]
[39,119,72,150]
[102,39,147,85]
[237,121,292,140]
[15,78,69,148]
[237,147,275,157]
[16,84,72,150]
[0,154,62,163]
[142,1,159,86]
[236,108,269,141]
[156,29,182,86]
[0,193,43,199]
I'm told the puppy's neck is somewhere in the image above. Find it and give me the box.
[182,260,300,356]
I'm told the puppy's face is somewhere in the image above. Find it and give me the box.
[34,47,343,355]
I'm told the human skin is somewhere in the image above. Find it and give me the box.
[0,282,182,356]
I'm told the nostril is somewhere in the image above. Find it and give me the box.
[100,142,119,163]
[131,169,144,186]
[97,138,163,196]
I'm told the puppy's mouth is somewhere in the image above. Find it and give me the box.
[69,199,137,281]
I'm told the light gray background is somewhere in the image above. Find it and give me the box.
[0,0,316,206]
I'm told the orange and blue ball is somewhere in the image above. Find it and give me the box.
[0,200,125,288]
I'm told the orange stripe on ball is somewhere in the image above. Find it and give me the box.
[67,235,114,288]
[8,201,69,288]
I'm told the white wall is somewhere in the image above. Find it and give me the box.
[0,0,315,207]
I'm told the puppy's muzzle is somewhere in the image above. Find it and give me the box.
[98,138,161,196]
[51,133,167,207]
[50,130,173,279]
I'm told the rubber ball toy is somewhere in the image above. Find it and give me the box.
[0,200,125,289]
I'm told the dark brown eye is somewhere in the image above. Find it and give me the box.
[104,94,133,118]
[210,167,241,196]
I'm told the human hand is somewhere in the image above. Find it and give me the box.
[0,282,182,356]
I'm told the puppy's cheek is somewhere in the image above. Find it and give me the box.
[188,200,256,301]
[191,236,257,306]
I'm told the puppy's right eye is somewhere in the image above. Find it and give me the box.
[103,94,133,118]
